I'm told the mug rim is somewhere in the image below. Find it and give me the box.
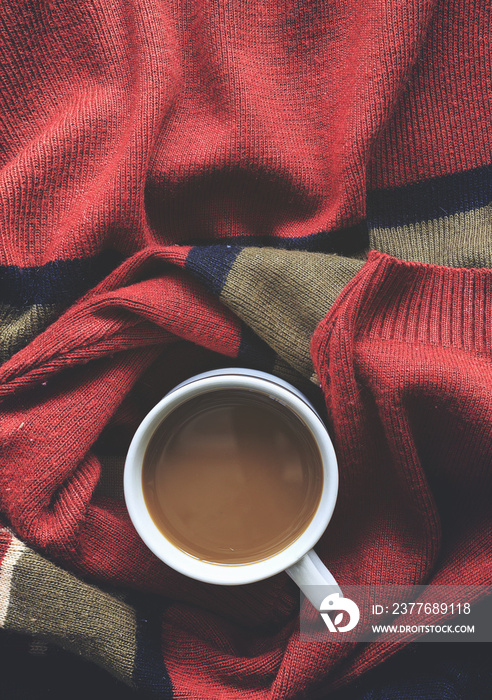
[124,370,338,585]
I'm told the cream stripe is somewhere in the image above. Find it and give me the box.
[0,532,25,627]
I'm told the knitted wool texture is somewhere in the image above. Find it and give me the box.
[0,0,491,698]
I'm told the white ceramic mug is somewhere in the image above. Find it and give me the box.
[124,368,341,609]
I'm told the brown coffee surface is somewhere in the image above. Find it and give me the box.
[142,389,323,564]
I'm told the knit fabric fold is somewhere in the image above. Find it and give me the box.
[1,251,492,698]
[1,0,492,697]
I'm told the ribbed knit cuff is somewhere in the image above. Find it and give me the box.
[313,251,492,369]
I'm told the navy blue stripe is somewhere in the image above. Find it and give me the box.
[0,250,124,307]
[183,221,368,256]
[237,323,277,371]
[133,606,173,698]
[367,164,492,228]
[185,244,243,296]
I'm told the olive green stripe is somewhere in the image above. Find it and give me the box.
[272,355,320,391]
[370,206,492,267]
[4,547,137,685]
[221,248,365,378]
[0,303,62,363]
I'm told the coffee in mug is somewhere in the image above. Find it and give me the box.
[142,389,323,565]
[125,368,341,608]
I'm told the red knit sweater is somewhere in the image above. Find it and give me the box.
[0,0,491,697]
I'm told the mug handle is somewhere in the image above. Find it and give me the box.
[286,549,342,610]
